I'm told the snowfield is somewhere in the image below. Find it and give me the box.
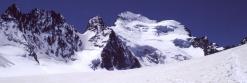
[0,44,247,83]
[0,45,97,77]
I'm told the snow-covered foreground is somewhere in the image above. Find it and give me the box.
[0,45,99,77]
[1,44,247,83]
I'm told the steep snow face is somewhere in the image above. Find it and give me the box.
[0,4,83,62]
[112,11,204,65]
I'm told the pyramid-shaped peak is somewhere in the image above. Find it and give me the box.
[6,4,19,12]
[4,4,22,18]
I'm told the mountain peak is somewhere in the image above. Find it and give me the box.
[29,8,66,24]
[117,11,156,23]
[87,16,107,33]
[5,4,19,13]
[3,4,21,19]
[88,16,104,26]
[89,16,103,23]
[49,10,65,24]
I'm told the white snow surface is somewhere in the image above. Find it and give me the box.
[0,44,247,83]
[0,45,98,77]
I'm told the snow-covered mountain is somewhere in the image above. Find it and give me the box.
[110,11,224,66]
[80,11,224,70]
[82,16,111,48]
[0,4,229,72]
[80,16,141,70]
[0,4,83,63]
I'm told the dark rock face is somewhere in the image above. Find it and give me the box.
[191,36,220,55]
[240,37,247,45]
[1,4,22,21]
[0,4,83,62]
[100,31,141,70]
[184,27,192,37]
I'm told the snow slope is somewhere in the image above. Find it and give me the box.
[0,44,246,83]
[0,45,97,77]
[112,11,205,65]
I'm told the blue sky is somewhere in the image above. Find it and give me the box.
[0,0,247,46]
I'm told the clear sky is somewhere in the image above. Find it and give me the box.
[0,0,247,46]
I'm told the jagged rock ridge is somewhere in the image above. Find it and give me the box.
[0,4,83,62]
[191,36,222,55]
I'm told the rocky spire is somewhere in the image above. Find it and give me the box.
[2,4,22,20]
[87,16,107,33]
